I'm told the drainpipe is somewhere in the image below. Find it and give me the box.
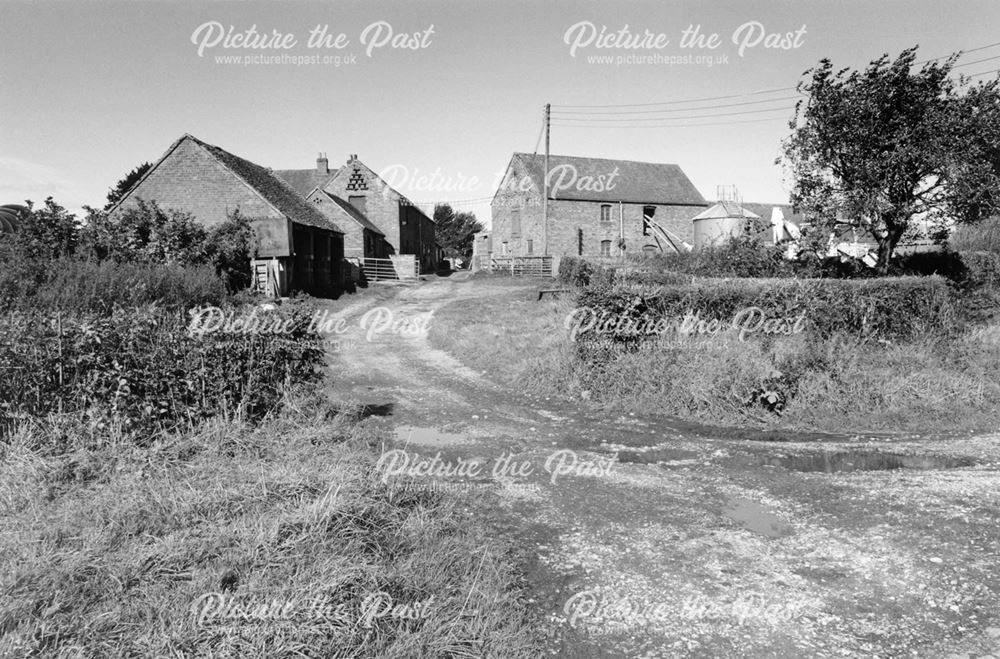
[619,201,624,262]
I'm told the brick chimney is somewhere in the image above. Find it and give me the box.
[317,152,328,174]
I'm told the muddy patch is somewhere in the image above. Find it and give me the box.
[615,447,700,465]
[395,425,474,447]
[743,450,977,473]
[722,497,794,538]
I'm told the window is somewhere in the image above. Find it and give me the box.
[348,195,367,215]
[501,241,509,254]
[643,206,655,236]
[577,229,584,256]
[600,240,611,257]
[511,209,521,237]
[600,205,611,223]
[526,239,533,255]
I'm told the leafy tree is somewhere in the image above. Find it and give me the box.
[433,203,484,260]
[780,47,1000,273]
[104,162,151,210]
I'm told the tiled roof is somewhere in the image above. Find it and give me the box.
[317,190,385,235]
[507,152,707,206]
[274,168,339,198]
[185,135,342,233]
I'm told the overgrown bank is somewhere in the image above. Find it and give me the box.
[0,203,542,657]
[431,257,1000,434]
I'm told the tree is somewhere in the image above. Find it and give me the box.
[104,162,151,210]
[780,47,1000,273]
[433,203,484,260]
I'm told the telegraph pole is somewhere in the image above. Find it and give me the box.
[543,103,550,256]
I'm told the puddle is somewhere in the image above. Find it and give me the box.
[395,425,472,447]
[723,497,794,538]
[750,450,976,473]
[616,447,700,465]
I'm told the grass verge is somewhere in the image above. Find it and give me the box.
[0,392,541,658]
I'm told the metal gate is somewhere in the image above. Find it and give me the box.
[362,256,419,282]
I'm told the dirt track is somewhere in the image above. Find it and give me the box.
[323,275,1000,659]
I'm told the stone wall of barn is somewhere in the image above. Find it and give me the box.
[491,194,706,259]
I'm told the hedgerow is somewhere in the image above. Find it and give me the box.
[0,303,323,443]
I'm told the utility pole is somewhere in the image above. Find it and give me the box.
[543,103,550,256]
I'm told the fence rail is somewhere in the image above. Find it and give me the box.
[362,256,419,282]
[488,256,553,277]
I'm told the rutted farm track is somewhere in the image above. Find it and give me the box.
[324,276,1000,659]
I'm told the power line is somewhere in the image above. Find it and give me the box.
[552,106,792,123]
[551,95,800,116]
[953,54,1000,69]
[552,87,794,110]
[551,41,1000,114]
[550,116,789,129]
[915,41,1000,65]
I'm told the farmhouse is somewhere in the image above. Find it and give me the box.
[490,153,709,262]
[110,134,345,297]
[277,154,437,272]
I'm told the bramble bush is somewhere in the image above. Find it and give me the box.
[0,303,324,443]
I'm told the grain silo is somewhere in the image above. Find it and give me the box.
[691,200,761,250]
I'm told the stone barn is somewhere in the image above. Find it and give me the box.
[306,188,388,260]
[490,153,708,264]
[109,134,345,297]
[277,154,437,273]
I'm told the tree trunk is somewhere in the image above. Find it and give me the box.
[874,219,906,275]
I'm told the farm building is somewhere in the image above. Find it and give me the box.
[108,134,345,297]
[277,154,437,273]
[306,188,389,260]
[490,153,709,265]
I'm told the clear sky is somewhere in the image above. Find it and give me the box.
[3,0,1000,225]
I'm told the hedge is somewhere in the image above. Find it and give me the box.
[0,303,324,442]
[572,275,961,347]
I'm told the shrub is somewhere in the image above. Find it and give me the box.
[0,253,228,314]
[5,198,79,260]
[0,303,324,442]
[574,276,960,353]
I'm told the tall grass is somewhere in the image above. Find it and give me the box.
[0,398,542,658]
[950,215,1000,253]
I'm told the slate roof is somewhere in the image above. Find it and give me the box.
[506,152,707,206]
[314,190,385,235]
[274,168,339,198]
[185,136,341,232]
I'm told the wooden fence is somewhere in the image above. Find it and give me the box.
[362,256,419,282]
